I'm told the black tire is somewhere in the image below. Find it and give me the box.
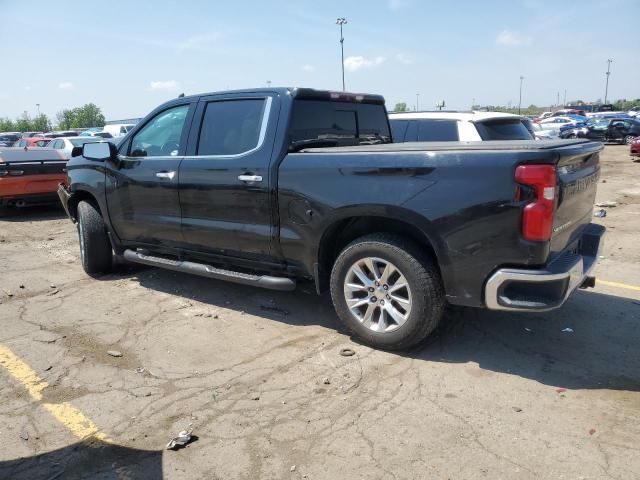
[77,200,113,275]
[330,233,445,350]
[624,135,636,145]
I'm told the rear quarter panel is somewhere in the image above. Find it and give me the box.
[277,148,554,307]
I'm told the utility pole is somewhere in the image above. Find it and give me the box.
[518,76,524,114]
[336,18,348,91]
[416,93,420,111]
[563,90,566,106]
[604,58,613,104]
[36,104,40,117]
[557,91,560,107]
[471,98,475,110]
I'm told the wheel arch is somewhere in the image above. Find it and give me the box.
[314,206,451,294]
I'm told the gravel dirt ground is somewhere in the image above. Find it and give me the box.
[0,145,639,480]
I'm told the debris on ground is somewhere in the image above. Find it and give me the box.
[339,348,355,357]
[512,407,523,412]
[589,428,596,436]
[135,367,145,374]
[595,201,617,208]
[290,465,296,472]
[561,328,574,333]
[593,209,607,218]
[19,285,25,289]
[251,394,260,401]
[260,304,290,315]
[107,350,123,357]
[20,430,29,441]
[322,377,331,385]
[166,429,194,450]
[46,289,60,296]
[556,388,567,393]
[524,327,533,333]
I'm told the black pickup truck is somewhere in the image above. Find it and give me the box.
[58,88,604,350]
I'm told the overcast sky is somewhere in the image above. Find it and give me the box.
[1,0,638,121]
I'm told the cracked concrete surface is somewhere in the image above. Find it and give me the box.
[0,145,639,479]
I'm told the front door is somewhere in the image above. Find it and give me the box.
[178,94,277,260]
[105,103,193,247]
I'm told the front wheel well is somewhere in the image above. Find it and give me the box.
[68,191,100,221]
[316,216,441,293]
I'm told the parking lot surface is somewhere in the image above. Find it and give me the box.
[1,145,639,479]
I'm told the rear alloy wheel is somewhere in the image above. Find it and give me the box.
[330,233,445,350]
[77,200,113,275]
[624,135,636,145]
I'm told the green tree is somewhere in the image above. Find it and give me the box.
[0,117,16,132]
[32,113,52,132]
[56,103,106,129]
[393,102,408,112]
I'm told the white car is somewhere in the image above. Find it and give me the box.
[46,136,106,160]
[388,111,533,142]
[103,123,136,138]
[538,116,582,130]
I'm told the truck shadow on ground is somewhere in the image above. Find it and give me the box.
[115,265,640,393]
[0,437,163,480]
[0,205,66,222]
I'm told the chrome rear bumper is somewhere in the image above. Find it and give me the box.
[485,223,605,311]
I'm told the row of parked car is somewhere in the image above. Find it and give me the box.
[0,123,136,149]
[1,101,638,210]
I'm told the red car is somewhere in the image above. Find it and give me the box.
[13,137,51,148]
[631,137,640,158]
[553,108,586,117]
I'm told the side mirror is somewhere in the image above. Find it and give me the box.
[82,142,117,162]
[71,146,82,157]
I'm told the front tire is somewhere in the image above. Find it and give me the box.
[77,200,113,275]
[330,233,445,350]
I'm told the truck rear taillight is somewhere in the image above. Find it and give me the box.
[515,164,556,241]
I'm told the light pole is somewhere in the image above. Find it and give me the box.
[36,104,40,117]
[266,80,272,87]
[472,97,475,110]
[518,76,524,114]
[563,90,566,106]
[416,93,420,111]
[336,17,347,91]
[604,58,613,104]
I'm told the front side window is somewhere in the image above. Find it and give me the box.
[197,99,266,156]
[130,104,189,157]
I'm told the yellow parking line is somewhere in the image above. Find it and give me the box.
[598,280,640,292]
[0,344,111,443]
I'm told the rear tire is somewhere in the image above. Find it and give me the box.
[77,200,113,275]
[330,233,445,350]
[624,135,636,145]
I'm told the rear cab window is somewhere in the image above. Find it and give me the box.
[475,119,533,140]
[288,96,391,150]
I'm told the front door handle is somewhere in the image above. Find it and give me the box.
[238,174,263,182]
[156,171,176,180]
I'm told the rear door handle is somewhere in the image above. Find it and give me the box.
[156,171,176,180]
[238,174,263,182]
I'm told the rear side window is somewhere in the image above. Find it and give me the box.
[198,99,267,156]
[389,119,408,142]
[288,100,391,148]
[415,119,459,141]
[475,120,533,140]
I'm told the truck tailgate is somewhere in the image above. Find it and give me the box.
[550,143,602,257]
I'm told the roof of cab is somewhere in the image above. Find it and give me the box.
[160,87,386,106]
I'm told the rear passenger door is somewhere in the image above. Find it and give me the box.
[178,93,278,260]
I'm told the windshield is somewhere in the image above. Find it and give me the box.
[70,138,102,147]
